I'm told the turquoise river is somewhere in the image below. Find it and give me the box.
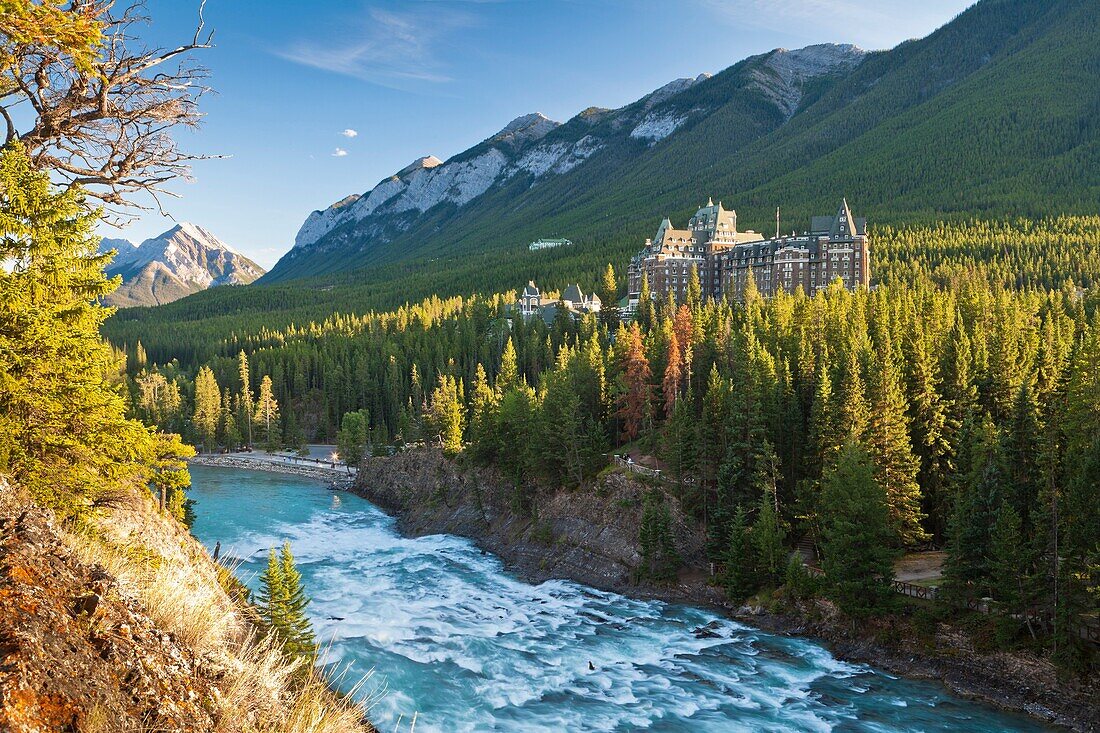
[188,465,1058,733]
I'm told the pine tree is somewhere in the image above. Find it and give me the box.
[807,358,837,474]
[256,547,286,634]
[835,349,869,446]
[336,410,369,473]
[665,388,697,489]
[278,542,317,661]
[539,363,585,487]
[616,323,651,441]
[598,263,620,330]
[257,542,317,663]
[819,442,899,618]
[467,363,499,463]
[662,330,681,419]
[722,506,758,601]
[989,501,1029,632]
[1005,382,1042,524]
[672,304,694,386]
[636,272,654,332]
[149,432,196,523]
[193,366,221,452]
[905,327,953,541]
[943,416,1005,599]
[238,350,254,447]
[752,483,787,586]
[866,340,927,546]
[253,374,281,451]
[497,337,519,393]
[496,382,536,487]
[686,265,702,312]
[220,389,240,451]
[427,374,465,456]
[696,366,730,529]
[639,489,679,582]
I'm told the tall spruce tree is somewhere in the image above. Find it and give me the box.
[722,505,758,602]
[238,350,254,447]
[943,416,1006,599]
[866,339,927,546]
[662,330,682,419]
[819,442,899,618]
[192,366,221,452]
[598,263,620,330]
[636,273,654,332]
[253,374,280,451]
[616,323,651,441]
[905,327,953,541]
[428,374,465,456]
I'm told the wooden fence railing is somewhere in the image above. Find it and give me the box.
[611,456,697,486]
[892,579,939,601]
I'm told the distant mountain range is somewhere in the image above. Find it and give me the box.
[115,0,1100,323]
[101,224,264,307]
[256,0,1100,297]
[263,43,866,283]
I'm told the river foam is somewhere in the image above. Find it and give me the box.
[188,465,1054,733]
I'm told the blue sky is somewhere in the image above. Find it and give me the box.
[110,0,975,268]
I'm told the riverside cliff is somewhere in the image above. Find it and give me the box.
[354,448,1100,732]
[356,447,720,607]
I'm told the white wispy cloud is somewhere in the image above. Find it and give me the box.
[332,147,349,157]
[341,129,359,138]
[277,6,476,88]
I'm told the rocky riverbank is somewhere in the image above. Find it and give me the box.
[190,454,354,488]
[355,447,722,608]
[354,448,1099,733]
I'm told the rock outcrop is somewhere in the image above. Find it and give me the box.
[0,485,221,731]
[354,447,721,606]
[0,478,374,733]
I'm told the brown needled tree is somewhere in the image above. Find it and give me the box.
[2,0,217,221]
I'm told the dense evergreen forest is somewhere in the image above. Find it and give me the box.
[116,217,1100,670]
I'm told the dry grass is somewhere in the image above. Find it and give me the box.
[63,525,378,733]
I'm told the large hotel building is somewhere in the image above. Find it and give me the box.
[627,199,869,304]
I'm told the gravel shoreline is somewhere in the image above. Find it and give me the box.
[189,454,355,487]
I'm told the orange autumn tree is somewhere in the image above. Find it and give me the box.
[662,330,681,419]
[617,323,652,441]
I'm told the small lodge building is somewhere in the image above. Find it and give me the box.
[528,238,572,251]
[514,280,601,325]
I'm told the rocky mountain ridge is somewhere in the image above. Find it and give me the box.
[103,223,265,308]
[267,43,865,281]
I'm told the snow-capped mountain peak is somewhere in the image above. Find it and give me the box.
[104,223,264,307]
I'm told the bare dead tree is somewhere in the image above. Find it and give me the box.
[1,0,218,222]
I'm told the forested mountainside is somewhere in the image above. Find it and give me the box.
[233,0,1100,307]
[103,223,265,308]
[262,42,862,283]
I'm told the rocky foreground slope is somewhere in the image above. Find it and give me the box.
[0,479,372,733]
[354,448,1100,732]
